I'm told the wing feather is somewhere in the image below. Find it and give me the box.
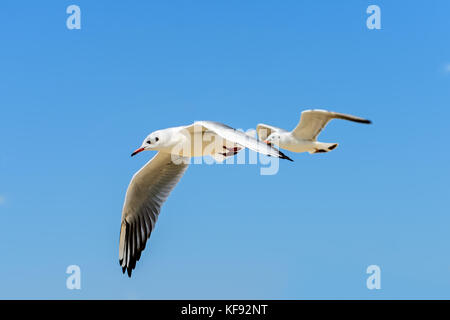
[256,123,284,141]
[187,121,293,161]
[119,152,189,277]
[292,109,371,140]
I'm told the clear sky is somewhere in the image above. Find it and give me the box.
[0,0,449,299]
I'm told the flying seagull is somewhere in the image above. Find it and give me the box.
[257,109,371,154]
[119,121,292,277]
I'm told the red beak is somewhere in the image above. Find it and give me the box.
[131,147,145,157]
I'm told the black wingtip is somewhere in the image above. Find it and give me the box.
[359,119,372,124]
[120,259,133,277]
[279,151,294,162]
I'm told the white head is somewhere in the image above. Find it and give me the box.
[131,130,167,157]
[264,133,281,146]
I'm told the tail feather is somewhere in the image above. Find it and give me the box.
[310,143,338,154]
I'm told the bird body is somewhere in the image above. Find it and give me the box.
[276,136,338,154]
[257,109,371,154]
[119,111,371,277]
[120,121,292,276]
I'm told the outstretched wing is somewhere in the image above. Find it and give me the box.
[119,152,189,277]
[186,121,293,161]
[292,109,371,140]
[256,123,284,141]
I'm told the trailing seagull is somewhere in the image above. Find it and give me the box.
[119,121,292,277]
[257,109,371,154]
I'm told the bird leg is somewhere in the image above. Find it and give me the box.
[220,145,241,156]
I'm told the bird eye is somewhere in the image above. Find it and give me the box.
[147,140,151,144]
[155,137,159,142]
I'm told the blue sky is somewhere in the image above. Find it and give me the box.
[0,0,449,299]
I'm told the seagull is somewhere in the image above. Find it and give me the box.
[119,121,293,277]
[257,109,371,154]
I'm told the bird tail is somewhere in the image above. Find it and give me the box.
[309,142,339,154]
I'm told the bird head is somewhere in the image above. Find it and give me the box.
[264,133,280,146]
[131,131,164,156]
